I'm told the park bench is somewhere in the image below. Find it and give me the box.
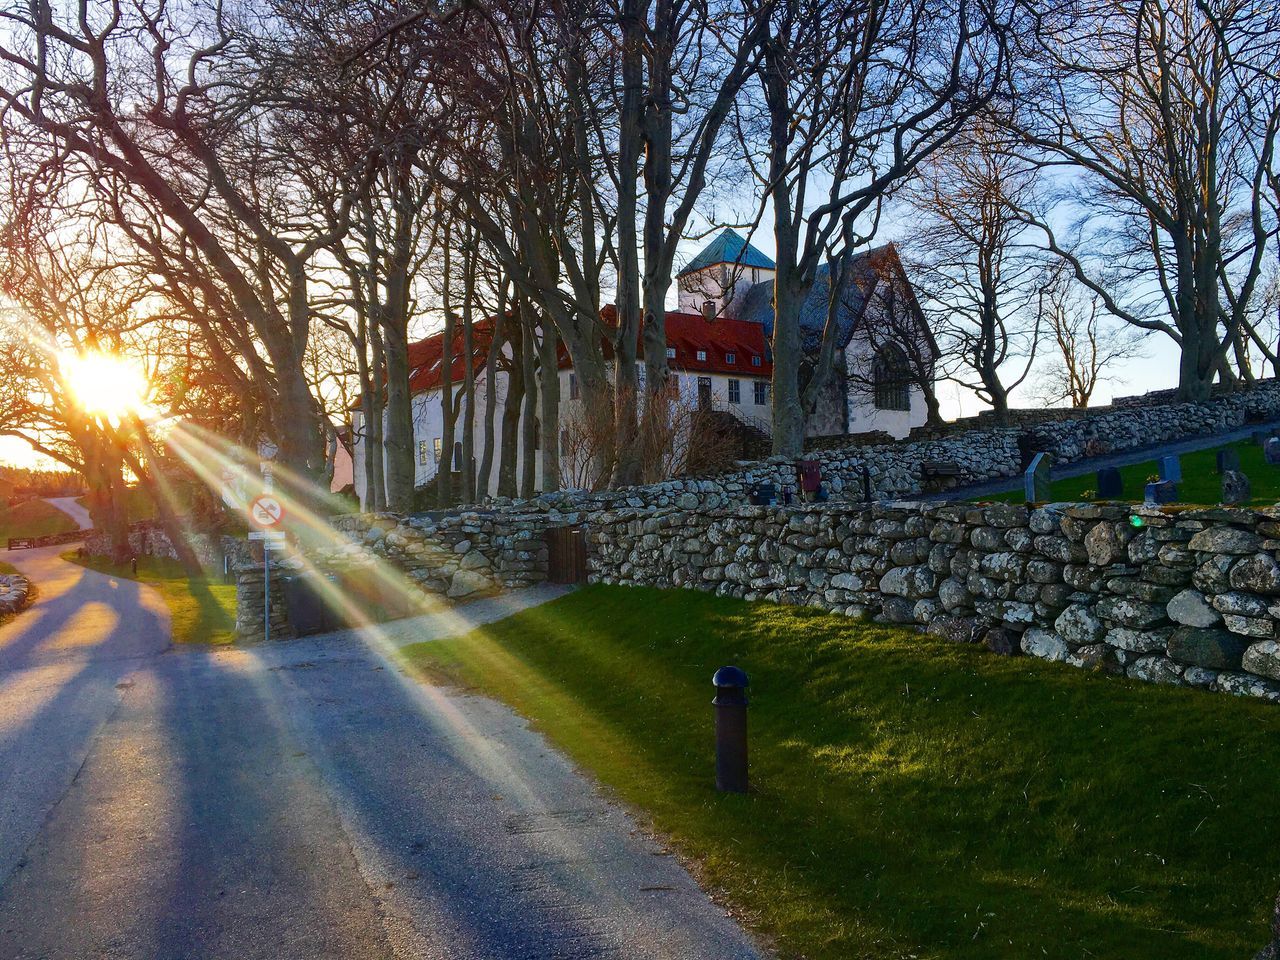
[920,460,963,492]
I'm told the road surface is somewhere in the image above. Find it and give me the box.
[0,550,760,960]
[42,496,94,531]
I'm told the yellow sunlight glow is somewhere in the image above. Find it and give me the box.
[60,351,150,421]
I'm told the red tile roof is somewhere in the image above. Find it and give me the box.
[661,311,772,377]
[401,307,771,397]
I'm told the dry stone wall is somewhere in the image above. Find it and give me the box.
[489,378,1280,513]
[586,500,1280,703]
[0,573,32,615]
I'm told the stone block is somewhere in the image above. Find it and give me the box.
[1167,626,1250,670]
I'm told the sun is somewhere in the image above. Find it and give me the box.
[59,351,151,422]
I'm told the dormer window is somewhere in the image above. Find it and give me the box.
[751,355,762,367]
[726,352,736,365]
[666,347,676,359]
[696,350,707,362]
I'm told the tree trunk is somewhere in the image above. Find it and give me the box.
[520,309,538,498]
[477,303,505,500]
[538,321,561,493]
[499,313,524,499]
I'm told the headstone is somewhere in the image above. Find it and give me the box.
[1158,454,1182,483]
[1222,469,1252,505]
[1144,480,1178,505]
[1216,447,1241,474]
[1096,467,1123,499]
[1266,438,1280,466]
[1023,452,1052,503]
[1254,430,1275,446]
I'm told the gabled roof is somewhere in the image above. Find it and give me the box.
[664,312,772,377]
[676,228,775,278]
[406,318,501,393]
[735,243,935,358]
[599,305,772,378]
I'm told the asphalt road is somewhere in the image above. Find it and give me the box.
[43,496,94,531]
[0,551,761,960]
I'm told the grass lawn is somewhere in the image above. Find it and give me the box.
[981,440,1280,505]
[401,585,1280,960]
[0,499,79,542]
[0,560,17,575]
[64,552,236,645]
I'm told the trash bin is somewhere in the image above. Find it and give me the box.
[282,572,341,636]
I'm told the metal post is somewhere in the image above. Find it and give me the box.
[264,547,271,644]
[712,666,750,793]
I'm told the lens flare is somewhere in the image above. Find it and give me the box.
[59,351,150,421]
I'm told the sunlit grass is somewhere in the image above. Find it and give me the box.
[0,499,79,542]
[63,551,235,645]
[981,440,1280,505]
[401,585,1280,960]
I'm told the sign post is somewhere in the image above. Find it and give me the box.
[248,492,286,642]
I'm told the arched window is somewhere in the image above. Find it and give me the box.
[873,344,911,412]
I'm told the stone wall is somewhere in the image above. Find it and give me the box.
[586,500,1280,703]
[487,378,1280,514]
[0,573,32,615]
[84,522,251,572]
[234,507,557,641]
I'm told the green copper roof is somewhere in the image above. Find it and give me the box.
[676,228,776,277]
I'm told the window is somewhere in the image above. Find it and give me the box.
[560,429,569,457]
[696,350,707,362]
[753,381,768,406]
[569,372,579,400]
[726,352,736,365]
[433,437,442,461]
[702,299,716,318]
[418,440,429,465]
[666,347,676,359]
[728,378,741,404]
[751,355,762,367]
[873,344,911,411]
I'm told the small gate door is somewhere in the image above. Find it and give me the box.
[547,525,588,584]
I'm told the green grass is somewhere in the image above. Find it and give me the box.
[0,560,17,575]
[64,552,236,645]
[982,440,1280,505]
[0,499,78,542]
[401,585,1280,960]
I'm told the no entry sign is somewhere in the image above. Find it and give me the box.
[249,494,285,529]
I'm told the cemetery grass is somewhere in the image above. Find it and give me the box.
[983,440,1279,505]
[0,560,17,574]
[64,552,235,645]
[0,498,79,542]
[401,585,1280,960]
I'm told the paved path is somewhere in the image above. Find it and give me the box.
[42,496,94,530]
[935,418,1280,501]
[0,552,760,960]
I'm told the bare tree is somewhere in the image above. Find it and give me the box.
[737,0,1012,455]
[900,119,1046,422]
[1035,277,1146,408]
[1011,0,1280,399]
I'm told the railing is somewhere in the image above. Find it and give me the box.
[6,529,92,551]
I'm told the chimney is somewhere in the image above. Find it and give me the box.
[702,299,717,321]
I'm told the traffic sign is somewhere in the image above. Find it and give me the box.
[249,493,285,528]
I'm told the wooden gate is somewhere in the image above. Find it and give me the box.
[547,525,588,584]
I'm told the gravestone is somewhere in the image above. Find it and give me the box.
[1024,452,1052,503]
[1222,470,1252,505]
[1254,430,1276,446]
[1096,467,1123,499]
[1266,438,1280,466]
[1145,480,1178,505]
[1158,454,1182,483]
[1216,448,1241,474]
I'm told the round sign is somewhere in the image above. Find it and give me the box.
[249,494,285,528]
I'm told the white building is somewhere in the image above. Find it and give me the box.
[351,229,936,505]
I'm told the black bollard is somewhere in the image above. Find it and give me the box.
[712,666,750,793]
[130,556,138,576]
